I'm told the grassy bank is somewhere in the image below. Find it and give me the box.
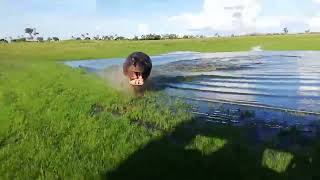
[1,34,320,62]
[1,35,320,179]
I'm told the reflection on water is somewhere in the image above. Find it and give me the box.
[65,51,320,138]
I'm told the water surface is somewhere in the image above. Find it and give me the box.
[65,51,320,137]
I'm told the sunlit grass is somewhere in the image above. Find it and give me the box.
[262,149,294,173]
[0,61,191,178]
[185,135,227,155]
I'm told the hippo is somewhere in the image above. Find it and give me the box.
[123,52,152,86]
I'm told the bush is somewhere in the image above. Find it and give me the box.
[52,37,59,41]
[182,35,196,39]
[37,37,44,42]
[162,34,179,39]
[0,39,8,43]
[11,38,26,42]
[141,34,162,40]
[115,36,126,40]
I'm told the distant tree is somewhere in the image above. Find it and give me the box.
[81,33,92,40]
[140,34,161,40]
[182,35,192,39]
[24,27,40,40]
[12,38,26,42]
[196,35,205,39]
[115,36,126,40]
[0,39,8,43]
[24,28,34,39]
[93,35,100,40]
[47,37,52,41]
[154,34,161,40]
[52,37,59,41]
[33,28,39,37]
[305,29,310,34]
[37,37,44,42]
[101,35,116,40]
[102,36,110,40]
[76,37,82,40]
[162,34,179,40]
[283,27,288,34]
[169,34,178,39]
[133,36,139,40]
[149,34,161,40]
[183,35,196,39]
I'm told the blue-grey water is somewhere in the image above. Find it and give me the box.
[65,51,320,138]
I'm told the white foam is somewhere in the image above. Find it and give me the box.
[251,46,263,52]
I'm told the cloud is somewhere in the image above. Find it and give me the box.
[308,1,320,31]
[314,0,320,3]
[137,24,150,34]
[308,15,320,31]
[169,0,264,34]
[169,0,320,35]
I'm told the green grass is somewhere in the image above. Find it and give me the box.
[1,35,320,179]
[1,34,320,62]
[262,149,294,173]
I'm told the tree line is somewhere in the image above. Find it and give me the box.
[0,31,203,43]
[0,28,59,43]
[0,27,318,44]
[70,33,206,41]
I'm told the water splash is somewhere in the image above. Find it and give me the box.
[251,46,263,52]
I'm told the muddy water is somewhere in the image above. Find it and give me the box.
[65,51,320,138]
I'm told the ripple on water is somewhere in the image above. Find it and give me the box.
[65,51,320,137]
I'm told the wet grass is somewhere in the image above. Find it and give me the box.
[0,61,191,178]
[1,34,320,179]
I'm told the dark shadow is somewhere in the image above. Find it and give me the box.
[104,118,320,180]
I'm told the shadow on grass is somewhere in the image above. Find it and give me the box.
[104,118,320,180]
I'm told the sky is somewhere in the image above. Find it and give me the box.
[1,0,320,39]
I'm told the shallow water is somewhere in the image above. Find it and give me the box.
[65,51,320,138]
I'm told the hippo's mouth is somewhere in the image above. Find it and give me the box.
[129,71,144,86]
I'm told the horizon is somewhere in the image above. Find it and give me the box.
[1,0,320,39]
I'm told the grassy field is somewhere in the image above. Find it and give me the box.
[1,34,320,62]
[1,34,320,179]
